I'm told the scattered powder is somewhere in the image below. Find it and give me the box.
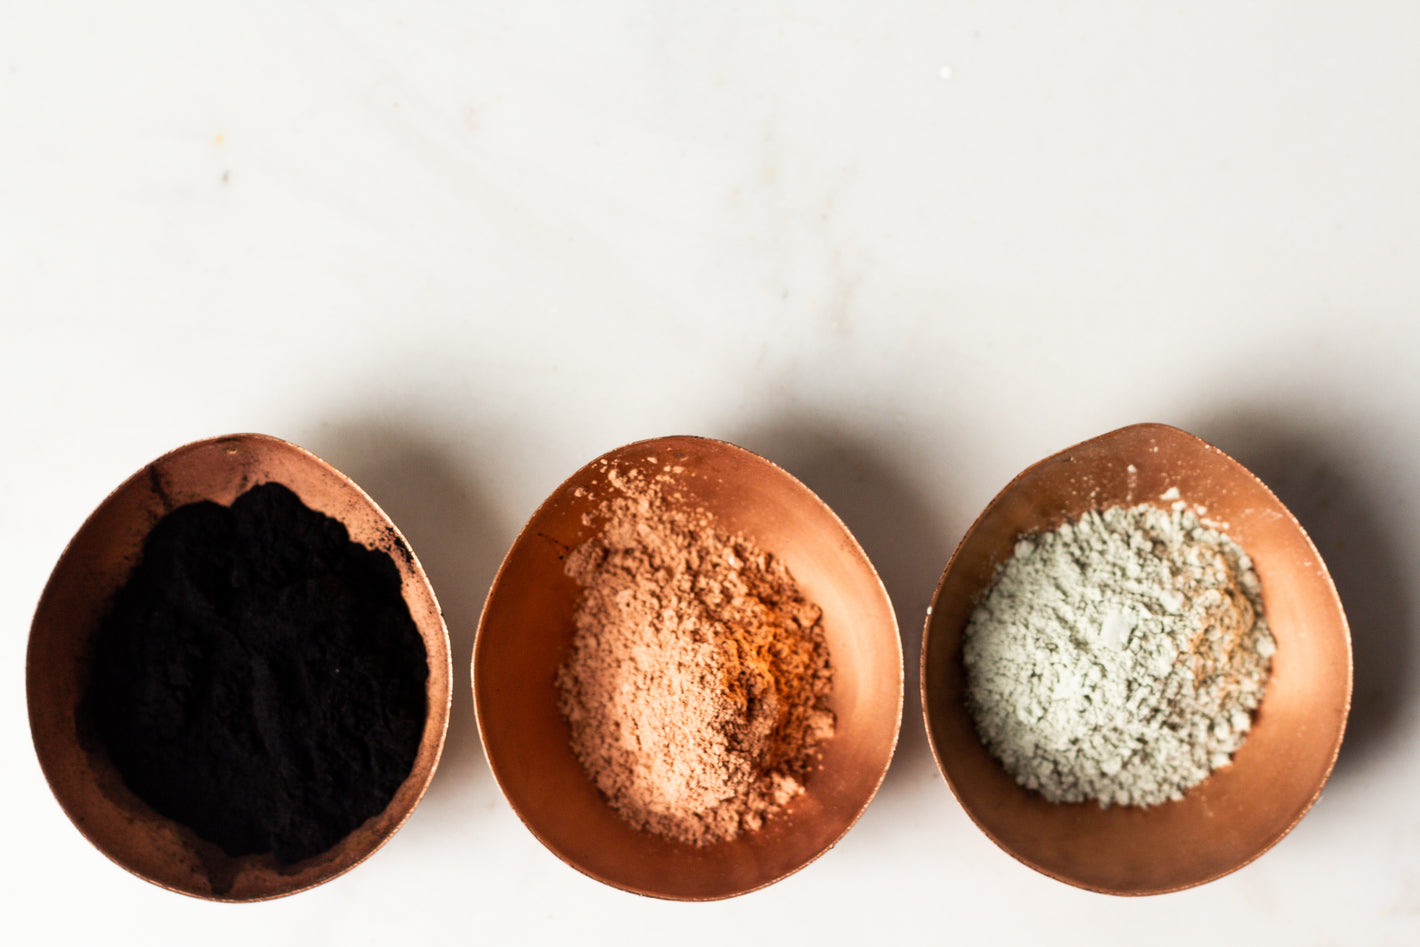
[963,502,1275,807]
[556,466,834,846]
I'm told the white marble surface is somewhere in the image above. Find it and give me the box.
[4,1,1418,942]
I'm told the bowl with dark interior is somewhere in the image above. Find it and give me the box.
[28,434,452,900]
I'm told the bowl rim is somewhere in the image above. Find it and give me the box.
[919,421,1353,895]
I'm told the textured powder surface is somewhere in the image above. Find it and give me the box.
[963,502,1275,807]
[85,482,429,865]
[556,467,834,846]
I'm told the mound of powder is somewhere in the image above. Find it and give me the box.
[555,466,835,846]
[85,482,428,865]
[963,502,1275,807]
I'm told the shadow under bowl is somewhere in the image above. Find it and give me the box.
[474,435,902,900]
[27,434,453,901]
[921,422,1352,895]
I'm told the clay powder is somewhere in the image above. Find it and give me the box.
[555,465,834,846]
[963,502,1275,807]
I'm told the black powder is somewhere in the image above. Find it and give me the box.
[84,481,428,866]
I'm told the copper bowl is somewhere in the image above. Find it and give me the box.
[27,434,453,901]
[921,422,1351,894]
[474,435,902,900]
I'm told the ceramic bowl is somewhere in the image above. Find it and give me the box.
[27,434,453,901]
[921,422,1351,894]
[474,435,902,900]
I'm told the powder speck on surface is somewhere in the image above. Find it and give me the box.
[963,503,1273,807]
[556,467,834,846]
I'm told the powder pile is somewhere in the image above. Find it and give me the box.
[963,502,1274,807]
[556,465,834,846]
[85,482,428,865]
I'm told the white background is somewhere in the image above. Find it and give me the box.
[4,2,1418,943]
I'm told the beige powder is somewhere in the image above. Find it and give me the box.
[555,466,834,846]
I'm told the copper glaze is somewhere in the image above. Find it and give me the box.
[921,422,1352,895]
[474,435,903,900]
[27,434,453,901]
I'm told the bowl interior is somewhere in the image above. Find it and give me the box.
[922,422,1351,894]
[27,434,452,901]
[474,435,902,900]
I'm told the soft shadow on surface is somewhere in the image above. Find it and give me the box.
[306,421,509,811]
[1198,412,1413,784]
[731,418,959,802]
